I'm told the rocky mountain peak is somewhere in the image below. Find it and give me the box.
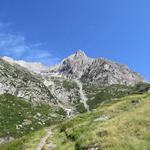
[66,50,88,61]
[47,50,93,78]
[42,50,147,85]
[1,50,147,86]
[74,50,86,57]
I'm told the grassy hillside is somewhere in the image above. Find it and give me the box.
[0,128,48,150]
[0,94,65,139]
[46,92,150,150]
[2,92,150,150]
[84,83,150,110]
[0,93,150,150]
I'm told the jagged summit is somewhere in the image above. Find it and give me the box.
[46,50,93,78]
[74,50,86,57]
[65,50,88,60]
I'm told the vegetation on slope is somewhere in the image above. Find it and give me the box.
[0,94,65,139]
[1,83,150,150]
[84,83,150,110]
[75,102,87,113]
[46,92,150,150]
[1,92,150,150]
[0,128,47,150]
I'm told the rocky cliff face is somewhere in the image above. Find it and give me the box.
[43,76,80,109]
[44,50,93,78]
[0,58,55,104]
[81,58,146,85]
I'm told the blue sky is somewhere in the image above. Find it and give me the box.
[0,0,149,80]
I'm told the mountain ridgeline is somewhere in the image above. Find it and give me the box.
[44,50,146,85]
[0,50,148,110]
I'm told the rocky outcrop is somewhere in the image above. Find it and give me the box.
[81,58,146,85]
[0,136,14,144]
[44,76,80,109]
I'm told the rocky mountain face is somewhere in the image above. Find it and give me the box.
[0,58,55,104]
[2,56,47,74]
[81,58,146,86]
[45,50,146,85]
[43,76,81,111]
[44,50,93,78]
[0,50,147,114]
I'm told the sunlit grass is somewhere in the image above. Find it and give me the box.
[48,93,150,150]
[0,128,47,150]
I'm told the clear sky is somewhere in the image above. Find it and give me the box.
[0,0,149,80]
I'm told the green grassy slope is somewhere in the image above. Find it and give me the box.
[46,93,150,150]
[0,94,65,139]
[3,92,150,150]
[1,89,150,150]
[84,83,150,110]
[0,128,48,150]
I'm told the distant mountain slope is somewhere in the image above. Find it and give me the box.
[2,56,47,74]
[81,58,146,85]
[0,58,54,104]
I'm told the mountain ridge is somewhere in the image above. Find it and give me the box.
[0,50,147,110]
[1,50,147,85]
[42,50,147,85]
